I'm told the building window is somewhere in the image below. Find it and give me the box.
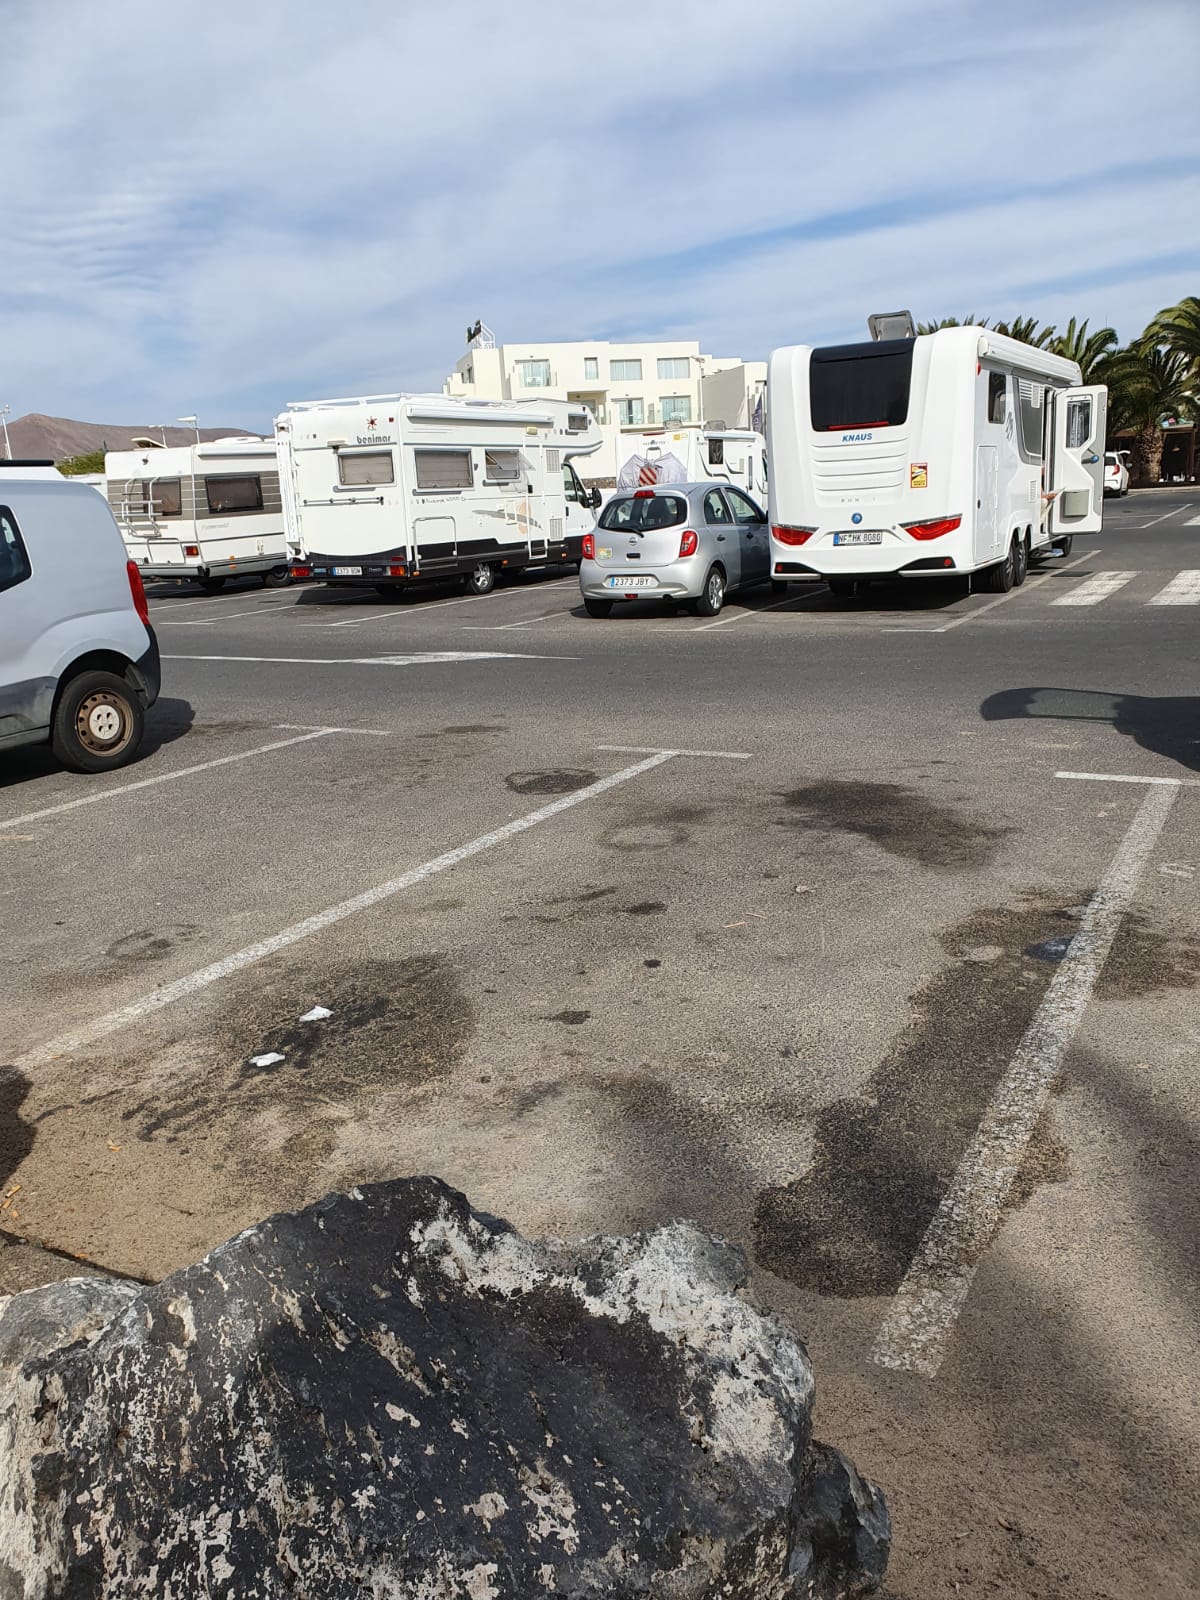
[987,372,1007,425]
[483,448,521,484]
[610,359,642,381]
[414,449,473,490]
[657,357,691,380]
[516,359,552,388]
[584,357,599,380]
[615,398,645,426]
[144,478,182,516]
[661,395,693,425]
[338,451,394,486]
[205,475,263,513]
[0,507,32,594]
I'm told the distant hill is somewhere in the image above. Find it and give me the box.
[5,413,258,463]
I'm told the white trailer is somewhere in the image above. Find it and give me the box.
[274,394,604,595]
[106,437,288,591]
[766,323,1106,595]
[614,425,766,499]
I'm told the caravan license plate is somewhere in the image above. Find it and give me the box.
[832,531,883,546]
[332,565,363,576]
[606,574,655,588]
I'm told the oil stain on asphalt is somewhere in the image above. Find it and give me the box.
[777,780,1013,868]
[505,770,598,795]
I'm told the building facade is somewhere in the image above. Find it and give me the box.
[444,330,765,483]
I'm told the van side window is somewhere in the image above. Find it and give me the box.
[0,507,32,594]
[415,450,473,491]
[987,372,1007,425]
[206,475,263,513]
[338,452,394,487]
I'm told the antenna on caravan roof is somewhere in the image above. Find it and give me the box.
[867,311,915,341]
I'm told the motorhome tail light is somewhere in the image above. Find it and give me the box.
[290,564,312,580]
[771,524,816,546]
[678,528,698,558]
[902,515,962,541]
[184,544,200,558]
[387,564,406,577]
[581,533,595,560]
[126,560,150,627]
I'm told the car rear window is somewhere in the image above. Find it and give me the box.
[598,494,687,532]
[810,340,914,431]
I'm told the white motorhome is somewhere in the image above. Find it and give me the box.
[105,437,288,592]
[274,394,604,595]
[614,426,767,500]
[766,322,1106,595]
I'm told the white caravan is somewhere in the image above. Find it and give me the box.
[275,395,604,595]
[614,426,767,500]
[766,323,1106,595]
[106,437,288,591]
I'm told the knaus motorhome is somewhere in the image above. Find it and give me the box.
[106,437,288,591]
[275,395,604,594]
[766,322,1107,595]
[614,426,767,500]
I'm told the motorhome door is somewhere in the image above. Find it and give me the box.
[1047,386,1107,536]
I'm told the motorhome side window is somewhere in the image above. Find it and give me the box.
[338,452,394,487]
[809,341,913,431]
[483,449,521,484]
[1015,379,1045,461]
[0,507,32,594]
[1066,398,1092,450]
[139,478,182,516]
[206,475,263,513]
[414,450,473,491]
[987,373,1007,425]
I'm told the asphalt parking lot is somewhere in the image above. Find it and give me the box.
[3,486,1198,1599]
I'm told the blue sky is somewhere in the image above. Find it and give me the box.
[4,0,1198,432]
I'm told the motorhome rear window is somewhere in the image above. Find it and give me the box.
[206,475,263,513]
[809,340,913,431]
[0,507,32,594]
[144,478,182,516]
[599,494,687,532]
[567,413,589,432]
[338,451,394,486]
[483,449,521,483]
[708,437,724,465]
[414,450,473,491]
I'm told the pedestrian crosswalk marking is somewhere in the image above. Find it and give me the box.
[1148,571,1200,606]
[1051,571,1138,606]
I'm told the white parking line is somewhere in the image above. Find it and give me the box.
[15,750,679,1070]
[1056,770,1200,787]
[163,651,574,666]
[1136,506,1187,527]
[157,602,301,625]
[692,594,802,632]
[0,729,337,831]
[1050,570,1137,607]
[884,550,1096,633]
[465,606,579,631]
[872,779,1179,1377]
[1148,571,1200,605]
[327,579,575,629]
[597,743,751,760]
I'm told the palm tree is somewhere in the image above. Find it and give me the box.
[1103,343,1196,484]
[1150,296,1200,383]
[992,315,1057,349]
[915,316,989,334]
[1050,317,1118,384]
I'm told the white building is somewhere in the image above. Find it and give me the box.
[444,327,765,482]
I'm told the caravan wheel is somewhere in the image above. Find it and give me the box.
[465,562,495,596]
[983,537,1018,593]
[262,565,292,588]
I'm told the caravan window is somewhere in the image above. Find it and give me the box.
[206,475,263,513]
[1066,397,1092,450]
[414,449,473,491]
[1015,379,1045,461]
[483,448,521,484]
[567,413,589,432]
[338,452,394,486]
[139,478,182,516]
[987,373,1007,425]
[809,340,913,431]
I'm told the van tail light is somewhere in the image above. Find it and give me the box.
[184,544,200,558]
[678,528,698,558]
[126,559,150,627]
[902,514,962,541]
[581,533,595,560]
[290,564,312,580]
[772,524,816,546]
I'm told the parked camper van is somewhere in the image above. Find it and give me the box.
[106,437,288,592]
[766,321,1106,596]
[614,426,766,500]
[275,395,604,595]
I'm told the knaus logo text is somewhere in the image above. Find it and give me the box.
[842,431,874,442]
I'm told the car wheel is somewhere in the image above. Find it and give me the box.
[198,577,226,593]
[983,537,1017,593]
[1013,534,1029,587]
[1054,536,1074,558]
[262,565,292,588]
[51,670,145,774]
[695,566,726,617]
[583,598,613,618]
[465,562,495,596]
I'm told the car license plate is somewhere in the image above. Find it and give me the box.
[332,565,363,576]
[606,574,655,588]
[832,530,883,546]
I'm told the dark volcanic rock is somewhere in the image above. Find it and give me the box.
[0,1179,889,1598]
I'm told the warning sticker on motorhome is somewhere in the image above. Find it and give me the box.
[910,463,928,489]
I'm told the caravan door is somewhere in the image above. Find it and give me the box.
[1048,386,1107,536]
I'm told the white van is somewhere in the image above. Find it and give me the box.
[275,394,604,595]
[0,463,160,771]
[105,436,288,592]
[766,321,1106,595]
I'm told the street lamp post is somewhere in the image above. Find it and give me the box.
[177,415,199,444]
[0,406,11,460]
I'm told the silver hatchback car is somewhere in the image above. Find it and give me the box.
[579,482,771,617]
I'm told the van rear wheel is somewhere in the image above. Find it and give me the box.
[464,562,495,596]
[983,537,1018,593]
[51,671,144,774]
[261,566,292,588]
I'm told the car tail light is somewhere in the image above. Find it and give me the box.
[902,515,962,541]
[184,544,200,558]
[772,524,816,546]
[126,559,150,626]
[634,489,656,499]
[581,533,595,560]
[678,528,698,558]
[290,564,312,580]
